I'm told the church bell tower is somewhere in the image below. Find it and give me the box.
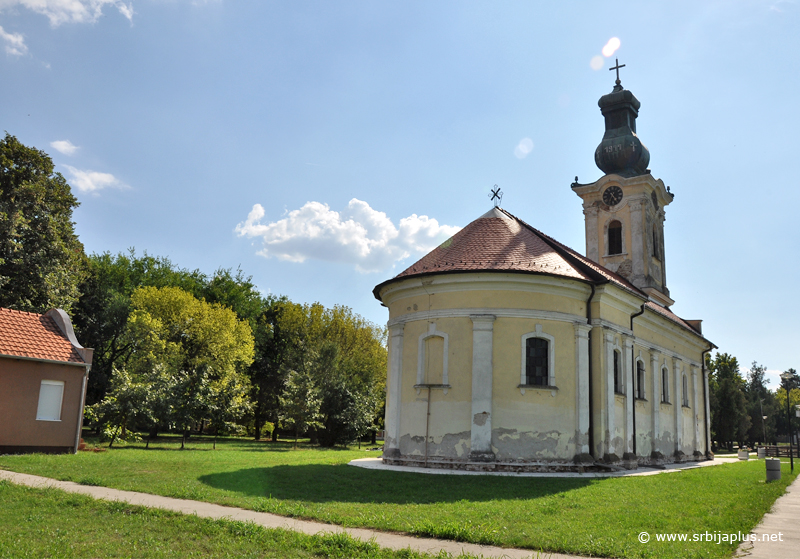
[572,63,675,307]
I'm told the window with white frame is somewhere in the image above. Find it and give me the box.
[36,380,65,421]
[682,374,689,407]
[416,323,449,387]
[613,349,624,394]
[520,326,555,388]
[636,361,646,399]
[608,220,623,255]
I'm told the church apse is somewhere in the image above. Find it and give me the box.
[374,68,714,472]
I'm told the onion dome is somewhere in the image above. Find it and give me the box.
[594,82,650,177]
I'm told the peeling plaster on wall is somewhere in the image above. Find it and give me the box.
[399,432,471,458]
[492,428,567,460]
[473,412,489,426]
[432,431,471,458]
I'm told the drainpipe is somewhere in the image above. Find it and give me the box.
[629,304,646,456]
[74,363,90,454]
[701,344,714,458]
[424,386,432,468]
[586,284,597,459]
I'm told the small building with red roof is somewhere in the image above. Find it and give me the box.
[374,77,715,471]
[0,308,93,454]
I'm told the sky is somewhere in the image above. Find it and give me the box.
[2,1,798,387]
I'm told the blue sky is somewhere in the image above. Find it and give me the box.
[2,1,798,386]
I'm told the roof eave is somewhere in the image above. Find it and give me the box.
[373,268,602,303]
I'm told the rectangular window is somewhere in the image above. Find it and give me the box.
[526,338,549,386]
[36,380,64,421]
[613,350,622,394]
[636,362,646,399]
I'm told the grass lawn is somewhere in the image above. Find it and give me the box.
[0,480,459,559]
[0,435,796,559]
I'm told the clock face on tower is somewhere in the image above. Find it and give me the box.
[602,185,623,206]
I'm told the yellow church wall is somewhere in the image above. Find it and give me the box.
[396,316,473,457]
[491,317,578,460]
[382,270,710,465]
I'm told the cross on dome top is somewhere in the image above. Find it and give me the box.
[609,58,626,87]
[489,185,503,207]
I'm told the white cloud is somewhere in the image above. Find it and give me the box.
[235,199,461,273]
[514,137,534,159]
[63,165,127,193]
[50,139,79,155]
[589,55,604,71]
[0,25,27,56]
[0,1,134,27]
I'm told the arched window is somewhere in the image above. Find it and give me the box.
[416,324,449,389]
[636,361,646,399]
[423,336,444,385]
[652,225,659,259]
[520,326,555,389]
[682,374,689,407]
[661,368,670,403]
[613,350,623,394]
[608,220,622,255]
[525,337,549,386]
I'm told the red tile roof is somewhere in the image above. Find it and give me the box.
[374,207,710,342]
[392,208,593,282]
[0,308,85,363]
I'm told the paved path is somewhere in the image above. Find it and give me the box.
[349,457,737,477]
[0,469,571,559]
[736,471,800,559]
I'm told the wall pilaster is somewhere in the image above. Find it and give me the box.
[469,314,496,462]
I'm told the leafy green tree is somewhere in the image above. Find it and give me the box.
[743,362,778,445]
[272,302,387,446]
[279,367,323,449]
[775,369,800,444]
[90,368,150,447]
[205,371,252,449]
[72,250,207,404]
[119,286,255,448]
[0,133,86,312]
[708,353,750,450]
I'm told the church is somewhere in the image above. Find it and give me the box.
[373,72,716,471]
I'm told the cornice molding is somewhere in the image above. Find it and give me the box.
[387,307,587,328]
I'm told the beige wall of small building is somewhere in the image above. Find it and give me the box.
[0,357,86,452]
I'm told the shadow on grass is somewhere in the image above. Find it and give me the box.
[198,464,595,504]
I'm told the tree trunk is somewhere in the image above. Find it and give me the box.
[271,429,278,442]
[108,424,122,448]
[181,430,187,450]
[371,430,377,445]
[294,427,299,449]
[254,422,261,441]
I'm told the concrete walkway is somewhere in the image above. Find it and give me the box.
[736,472,800,559]
[349,457,737,478]
[0,469,570,559]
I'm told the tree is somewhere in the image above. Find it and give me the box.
[0,133,86,312]
[708,353,750,450]
[94,285,255,448]
[72,250,207,404]
[743,362,778,445]
[278,367,323,448]
[273,302,387,447]
[775,369,800,444]
[90,368,150,448]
